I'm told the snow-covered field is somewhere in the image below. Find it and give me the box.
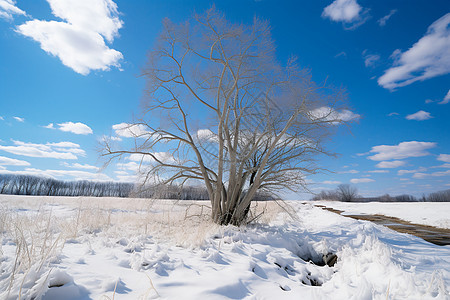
[0,195,449,299]
[313,201,450,229]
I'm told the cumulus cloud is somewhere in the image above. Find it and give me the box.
[438,154,450,163]
[378,13,450,89]
[367,170,389,173]
[0,0,25,20]
[46,0,122,43]
[13,116,24,122]
[375,160,405,168]
[322,0,367,27]
[438,89,450,105]
[377,9,397,27]
[322,0,368,29]
[16,0,123,75]
[0,140,84,159]
[387,112,399,117]
[0,155,30,166]
[112,123,151,138]
[310,106,360,124]
[195,129,218,143]
[350,178,375,183]
[405,110,432,121]
[367,141,436,161]
[57,122,93,135]
[323,0,361,22]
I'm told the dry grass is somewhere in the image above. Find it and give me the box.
[0,195,288,298]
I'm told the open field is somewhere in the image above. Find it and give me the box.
[313,201,450,229]
[0,195,449,299]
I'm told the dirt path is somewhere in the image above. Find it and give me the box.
[314,205,450,246]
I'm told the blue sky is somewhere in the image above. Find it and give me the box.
[0,0,449,199]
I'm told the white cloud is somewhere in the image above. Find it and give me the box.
[0,116,4,121]
[116,161,141,172]
[0,140,84,159]
[0,167,112,181]
[0,155,30,166]
[438,154,450,163]
[398,167,427,176]
[127,152,175,164]
[367,141,436,161]
[378,13,450,89]
[110,136,122,141]
[377,9,397,27]
[46,0,122,43]
[362,51,380,67]
[434,163,450,169]
[438,89,450,105]
[116,153,175,178]
[350,178,375,183]
[322,180,342,185]
[387,112,399,117]
[114,170,137,182]
[322,0,365,26]
[112,123,151,138]
[310,106,360,124]
[339,169,359,174]
[196,129,218,143]
[99,134,122,143]
[13,116,24,122]
[61,162,99,171]
[376,160,405,168]
[367,170,389,173]
[16,0,123,75]
[57,122,93,135]
[405,110,432,121]
[44,123,55,129]
[413,170,450,179]
[412,173,427,179]
[335,51,347,58]
[0,0,25,20]
[364,54,380,67]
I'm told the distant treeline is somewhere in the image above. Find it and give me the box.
[0,174,273,201]
[0,174,133,197]
[312,184,450,202]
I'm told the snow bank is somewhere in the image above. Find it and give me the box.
[0,195,449,299]
[314,201,450,229]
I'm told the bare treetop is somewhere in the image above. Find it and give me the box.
[103,8,350,225]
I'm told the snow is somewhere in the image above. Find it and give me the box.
[0,195,449,299]
[314,200,450,229]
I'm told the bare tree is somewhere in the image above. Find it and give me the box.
[102,8,349,225]
[337,184,358,202]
